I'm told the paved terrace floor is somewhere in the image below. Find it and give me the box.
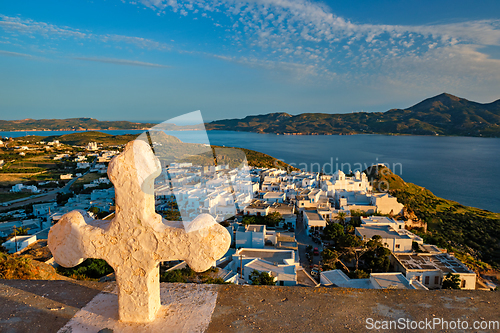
[1,280,499,332]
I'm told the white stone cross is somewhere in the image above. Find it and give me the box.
[48,139,231,323]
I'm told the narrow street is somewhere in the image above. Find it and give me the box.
[295,212,323,274]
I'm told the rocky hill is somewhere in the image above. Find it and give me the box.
[206,93,500,137]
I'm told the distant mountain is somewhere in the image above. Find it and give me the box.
[0,118,157,132]
[206,93,500,137]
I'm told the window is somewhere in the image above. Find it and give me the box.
[424,276,429,285]
[395,244,400,249]
[434,276,439,285]
[461,280,466,288]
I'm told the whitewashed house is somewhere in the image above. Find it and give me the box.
[355,225,422,253]
[244,200,270,216]
[235,225,266,249]
[392,253,476,290]
[262,192,285,204]
[370,193,404,215]
[303,210,327,235]
[231,248,298,286]
[2,235,37,253]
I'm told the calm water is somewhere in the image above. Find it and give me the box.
[2,129,499,212]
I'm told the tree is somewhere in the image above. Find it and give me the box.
[347,269,370,279]
[56,258,114,280]
[164,208,181,221]
[366,235,383,250]
[264,212,282,227]
[336,211,347,231]
[364,235,391,272]
[337,234,366,271]
[321,248,349,271]
[89,206,100,215]
[323,222,344,241]
[249,270,276,285]
[337,234,363,249]
[57,192,74,205]
[9,227,29,238]
[242,215,256,226]
[442,272,461,289]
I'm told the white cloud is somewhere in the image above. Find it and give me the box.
[0,49,33,58]
[0,14,170,51]
[73,56,170,68]
[0,14,88,39]
[131,0,500,68]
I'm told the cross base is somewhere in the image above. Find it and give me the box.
[57,283,219,333]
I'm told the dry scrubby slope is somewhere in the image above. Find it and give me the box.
[365,165,500,269]
[207,93,500,137]
[42,131,138,146]
[0,253,68,280]
[0,118,156,131]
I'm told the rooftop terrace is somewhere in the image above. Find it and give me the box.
[396,253,475,274]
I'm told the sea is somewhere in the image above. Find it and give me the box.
[2,129,499,213]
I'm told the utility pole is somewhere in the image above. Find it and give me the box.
[13,226,18,253]
[239,254,243,279]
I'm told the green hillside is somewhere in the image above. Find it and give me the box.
[206,93,500,137]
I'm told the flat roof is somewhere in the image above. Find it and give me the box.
[395,253,474,274]
[245,259,294,277]
[246,200,269,209]
[370,273,412,289]
[263,192,284,198]
[246,225,265,232]
[321,270,373,289]
[238,249,294,265]
[277,241,298,250]
[356,225,410,240]
[304,210,324,221]
[361,216,399,224]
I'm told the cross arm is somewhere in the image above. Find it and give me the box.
[155,214,231,272]
[48,210,108,268]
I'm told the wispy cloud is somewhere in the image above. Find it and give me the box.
[0,14,88,39]
[0,49,33,58]
[73,57,170,68]
[209,53,335,79]
[0,14,170,51]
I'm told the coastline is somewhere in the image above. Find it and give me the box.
[0,128,151,133]
[205,128,499,138]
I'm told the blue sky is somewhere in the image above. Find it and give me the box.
[1,0,500,122]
